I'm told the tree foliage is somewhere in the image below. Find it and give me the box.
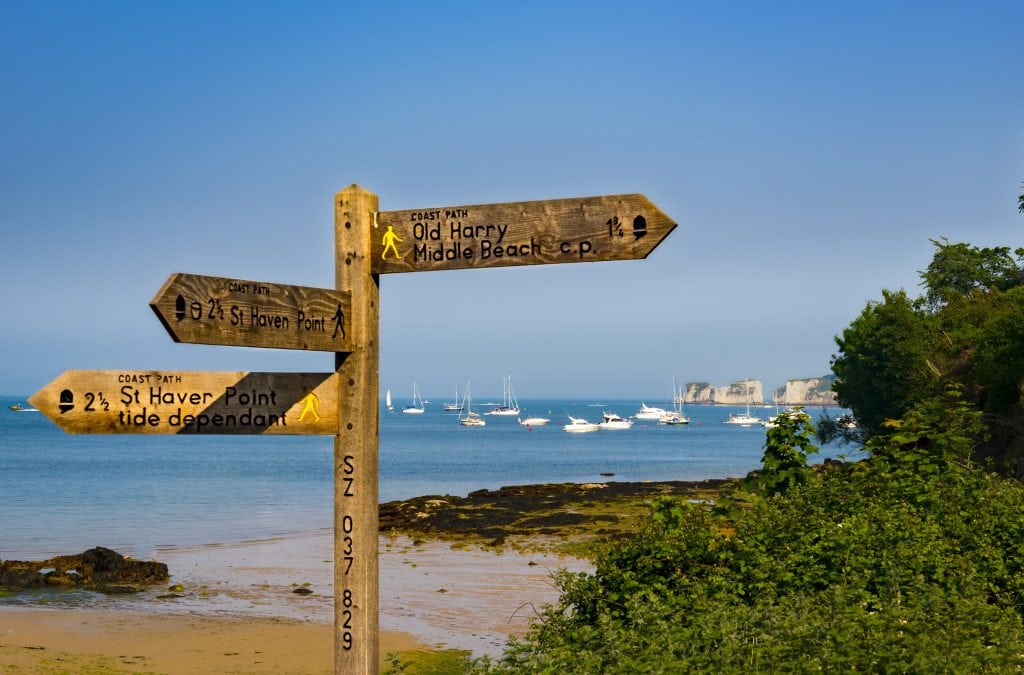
[831,238,1024,469]
[921,237,1024,307]
[831,289,938,437]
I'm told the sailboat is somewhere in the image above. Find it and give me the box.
[443,384,463,412]
[485,375,520,416]
[660,377,690,425]
[458,380,485,427]
[402,381,425,414]
[385,388,394,413]
[725,381,761,426]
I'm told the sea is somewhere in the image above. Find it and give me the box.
[0,395,860,561]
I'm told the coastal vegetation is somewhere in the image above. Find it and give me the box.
[459,231,1024,672]
[473,393,1024,672]
[828,237,1024,472]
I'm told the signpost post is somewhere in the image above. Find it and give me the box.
[333,185,380,673]
[30,184,676,674]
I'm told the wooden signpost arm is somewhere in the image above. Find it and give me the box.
[334,185,380,674]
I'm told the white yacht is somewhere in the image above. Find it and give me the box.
[599,412,633,430]
[563,414,600,433]
[634,402,668,420]
[518,415,551,426]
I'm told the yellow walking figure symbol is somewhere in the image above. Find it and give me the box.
[298,389,320,422]
[381,225,403,260]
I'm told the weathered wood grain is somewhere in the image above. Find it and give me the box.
[150,273,353,352]
[29,370,338,435]
[334,185,381,674]
[372,193,676,274]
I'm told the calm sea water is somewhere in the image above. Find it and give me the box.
[0,395,858,560]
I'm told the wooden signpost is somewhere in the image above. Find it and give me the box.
[373,193,675,274]
[29,370,338,435]
[31,184,676,674]
[150,273,353,352]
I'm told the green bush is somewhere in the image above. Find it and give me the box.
[476,396,1024,672]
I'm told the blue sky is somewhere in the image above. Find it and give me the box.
[2,1,1022,400]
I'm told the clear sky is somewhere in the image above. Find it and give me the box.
[2,1,1022,400]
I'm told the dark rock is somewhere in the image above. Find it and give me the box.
[93,583,140,594]
[292,587,314,595]
[0,547,168,593]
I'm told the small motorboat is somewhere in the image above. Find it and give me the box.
[518,415,551,426]
[599,412,633,430]
[563,415,600,433]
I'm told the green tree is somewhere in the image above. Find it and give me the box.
[831,238,1024,469]
[831,289,937,436]
[971,286,1024,413]
[745,408,817,496]
[920,237,1024,307]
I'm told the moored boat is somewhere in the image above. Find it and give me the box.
[563,414,600,433]
[402,381,426,414]
[518,415,550,426]
[725,381,761,427]
[660,377,690,425]
[634,402,668,420]
[485,375,520,416]
[458,380,485,426]
[443,384,463,413]
[599,412,633,430]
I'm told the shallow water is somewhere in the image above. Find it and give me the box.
[0,396,859,560]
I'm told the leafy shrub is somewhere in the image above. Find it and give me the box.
[475,395,1024,672]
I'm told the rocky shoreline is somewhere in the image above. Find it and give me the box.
[0,546,168,594]
[2,479,739,597]
[379,478,737,551]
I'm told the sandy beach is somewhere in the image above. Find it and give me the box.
[0,530,589,673]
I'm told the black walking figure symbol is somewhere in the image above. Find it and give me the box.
[332,304,346,339]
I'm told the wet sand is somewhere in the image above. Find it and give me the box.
[0,530,590,671]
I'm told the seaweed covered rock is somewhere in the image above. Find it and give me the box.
[0,546,168,594]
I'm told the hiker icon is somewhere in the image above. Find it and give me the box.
[381,225,403,260]
[332,304,345,339]
[299,389,320,422]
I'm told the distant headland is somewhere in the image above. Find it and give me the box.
[683,376,838,406]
